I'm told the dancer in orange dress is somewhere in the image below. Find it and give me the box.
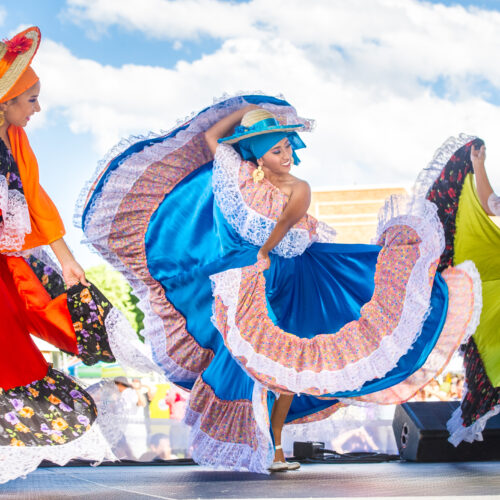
[0,27,126,484]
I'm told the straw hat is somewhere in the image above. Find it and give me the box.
[218,108,304,144]
[0,27,41,101]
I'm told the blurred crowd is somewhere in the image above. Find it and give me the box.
[111,376,191,462]
[411,372,464,402]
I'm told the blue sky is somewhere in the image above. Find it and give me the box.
[3,0,224,67]
[2,0,500,266]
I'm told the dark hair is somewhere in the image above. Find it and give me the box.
[148,433,170,448]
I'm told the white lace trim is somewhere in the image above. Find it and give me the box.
[455,261,482,346]
[86,379,129,448]
[316,220,337,243]
[211,197,445,395]
[77,94,310,379]
[412,134,476,199]
[183,383,273,473]
[0,174,31,252]
[488,192,500,216]
[213,144,313,258]
[447,385,500,446]
[104,307,164,376]
[0,422,115,484]
[251,382,274,468]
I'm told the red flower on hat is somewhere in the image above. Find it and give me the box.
[4,34,33,55]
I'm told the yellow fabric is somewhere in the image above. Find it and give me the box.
[4,125,65,251]
[454,173,500,386]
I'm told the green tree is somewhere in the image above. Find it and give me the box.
[86,264,145,341]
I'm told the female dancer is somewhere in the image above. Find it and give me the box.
[79,95,480,473]
[414,136,499,445]
[204,104,308,469]
[0,27,141,484]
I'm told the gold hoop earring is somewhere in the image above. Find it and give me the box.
[0,111,5,127]
[253,164,265,183]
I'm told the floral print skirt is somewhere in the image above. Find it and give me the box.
[0,368,97,447]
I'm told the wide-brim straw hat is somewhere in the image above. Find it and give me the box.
[0,26,41,101]
[218,108,304,144]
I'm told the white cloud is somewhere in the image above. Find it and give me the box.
[0,7,5,26]
[64,0,500,92]
[33,0,500,190]
[65,0,258,40]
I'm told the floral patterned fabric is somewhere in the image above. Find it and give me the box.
[461,338,500,427]
[66,283,116,365]
[24,256,117,365]
[0,139,24,201]
[425,138,483,271]
[27,255,66,299]
[0,368,97,447]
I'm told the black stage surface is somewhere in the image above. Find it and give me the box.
[1,462,500,499]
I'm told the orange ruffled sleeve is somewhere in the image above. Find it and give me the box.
[7,125,65,250]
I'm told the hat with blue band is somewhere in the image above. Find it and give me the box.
[218,108,306,164]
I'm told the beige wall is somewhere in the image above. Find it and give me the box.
[310,186,408,244]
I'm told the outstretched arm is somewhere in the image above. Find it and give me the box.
[471,144,496,215]
[204,104,259,155]
[257,181,311,268]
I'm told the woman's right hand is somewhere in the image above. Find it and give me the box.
[257,248,270,270]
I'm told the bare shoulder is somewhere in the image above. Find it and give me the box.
[290,178,311,198]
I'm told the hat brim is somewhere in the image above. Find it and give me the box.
[219,124,304,145]
[0,27,41,101]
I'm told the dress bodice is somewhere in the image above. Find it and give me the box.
[238,161,318,239]
[212,143,319,258]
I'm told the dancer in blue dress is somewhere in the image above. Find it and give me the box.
[78,95,481,473]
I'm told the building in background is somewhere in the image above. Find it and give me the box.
[310,185,408,243]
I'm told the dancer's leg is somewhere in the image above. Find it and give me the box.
[271,393,294,462]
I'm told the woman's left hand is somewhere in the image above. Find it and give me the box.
[257,249,270,270]
[471,144,486,169]
[62,259,90,288]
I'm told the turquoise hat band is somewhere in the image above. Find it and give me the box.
[235,117,280,134]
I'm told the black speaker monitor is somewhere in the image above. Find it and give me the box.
[393,401,500,461]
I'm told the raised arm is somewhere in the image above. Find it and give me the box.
[471,144,496,215]
[204,104,259,155]
[257,180,311,268]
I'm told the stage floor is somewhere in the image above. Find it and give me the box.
[1,462,500,499]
